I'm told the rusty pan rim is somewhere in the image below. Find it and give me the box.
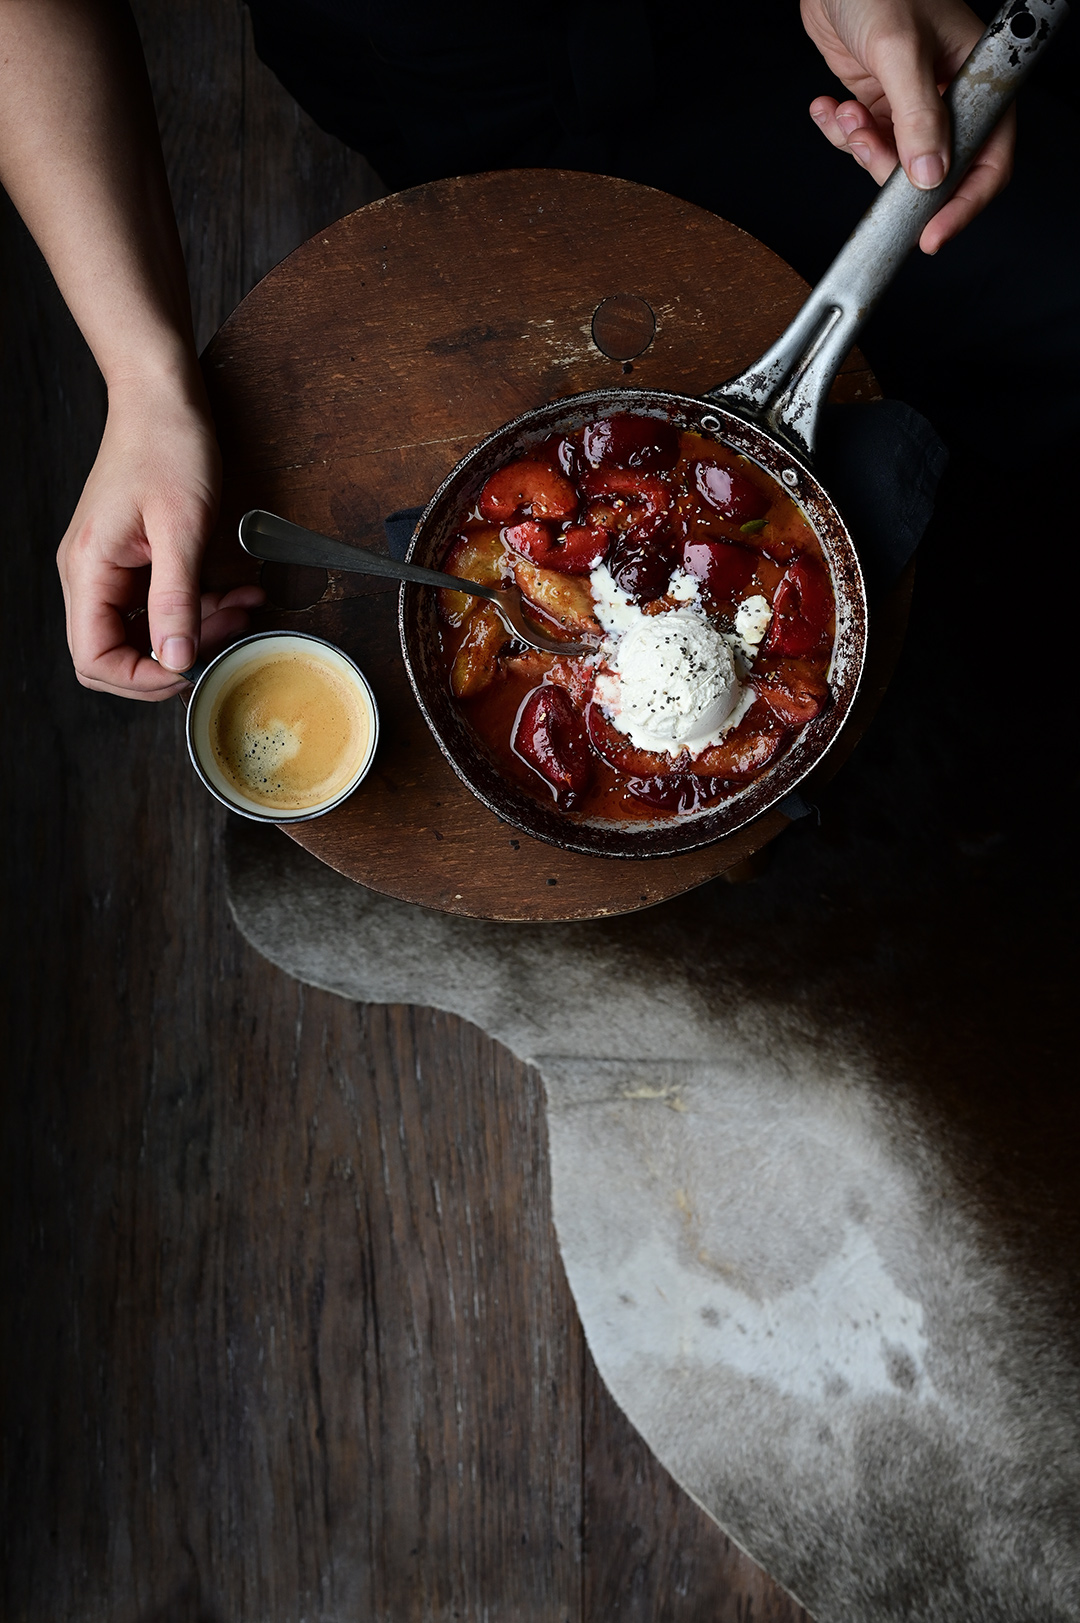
[398,386,867,859]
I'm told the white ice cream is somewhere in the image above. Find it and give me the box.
[667,567,701,604]
[594,610,744,757]
[588,562,765,758]
[590,562,644,640]
[735,593,772,648]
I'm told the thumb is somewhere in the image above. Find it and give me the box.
[147,524,203,673]
[875,32,950,190]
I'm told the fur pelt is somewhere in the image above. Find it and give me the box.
[227,819,1080,1623]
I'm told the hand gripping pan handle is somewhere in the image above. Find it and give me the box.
[712,0,1069,458]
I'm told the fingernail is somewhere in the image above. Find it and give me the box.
[837,111,860,134]
[810,103,828,125]
[910,153,945,190]
[849,142,870,166]
[160,635,195,671]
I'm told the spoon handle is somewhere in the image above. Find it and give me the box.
[239,508,498,599]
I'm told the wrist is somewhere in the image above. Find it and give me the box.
[104,340,212,423]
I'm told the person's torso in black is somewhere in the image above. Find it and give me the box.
[247,0,675,189]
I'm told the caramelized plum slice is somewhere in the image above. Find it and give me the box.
[762,558,833,657]
[511,557,601,638]
[479,459,578,524]
[625,774,732,813]
[581,468,671,524]
[554,435,585,482]
[744,529,797,565]
[608,524,678,605]
[502,647,555,686]
[547,655,597,710]
[690,708,787,778]
[583,414,681,473]
[681,538,757,608]
[756,666,829,725]
[512,685,593,808]
[581,469,675,602]
[451,602,508,699]
[504,519,607,575]
[586,701,685,778]
[562,525,611,569]
[439,528,508,626]
[694,459,771,523]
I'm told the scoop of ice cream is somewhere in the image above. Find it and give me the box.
[590,561,642,640]
[596,610,742,757]
[735,593,772,648]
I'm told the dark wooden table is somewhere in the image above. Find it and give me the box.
[202,168,900,921]
[1,3,813,1618]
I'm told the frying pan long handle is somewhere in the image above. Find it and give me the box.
[711,0,1069,458]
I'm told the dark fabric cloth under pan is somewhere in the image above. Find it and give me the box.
[246,0,1079,463]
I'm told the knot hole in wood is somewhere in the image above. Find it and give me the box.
[591,294,656,362]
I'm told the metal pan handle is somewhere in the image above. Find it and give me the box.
[711,0,1069,458]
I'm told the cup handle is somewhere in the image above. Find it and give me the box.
[150,647,210,685]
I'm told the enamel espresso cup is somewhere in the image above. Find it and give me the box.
[185,631,379,822]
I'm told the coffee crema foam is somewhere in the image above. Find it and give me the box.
[210,651,371,810]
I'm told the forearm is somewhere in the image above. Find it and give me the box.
[0,0,254,696]
[0,0,199,394]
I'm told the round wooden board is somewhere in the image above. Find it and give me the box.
[202,168,894,922]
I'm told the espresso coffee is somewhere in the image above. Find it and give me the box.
[209,647,372,811]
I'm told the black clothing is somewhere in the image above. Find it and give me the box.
[247,2,662,194]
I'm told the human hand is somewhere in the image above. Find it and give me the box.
[57,376,264,700]
[800,0,1016,253]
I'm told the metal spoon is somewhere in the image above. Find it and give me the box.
[238,508,597,657]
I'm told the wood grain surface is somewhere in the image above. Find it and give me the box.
[0,1,811,1618]
[200,168,894,921]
